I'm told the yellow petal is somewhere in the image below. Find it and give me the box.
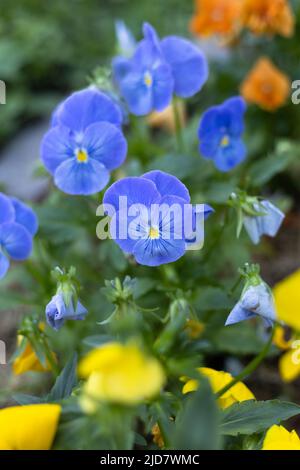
[273,269,300,330]
[13,337,54,375]
[79,342,165,405]
[263,425,300,450]
[279,349,300,382]
[182,367,255,409]
[273,325,293,350]
[0,404,61,450]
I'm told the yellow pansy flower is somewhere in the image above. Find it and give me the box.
[273,325,300,383]
[273,269,300,330]
[13,336,53,375]
[182,367,255,409]
[0,404,61,450]
[78,342,165,410]
[263,425,300,450]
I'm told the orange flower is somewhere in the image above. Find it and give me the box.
[241,0,295,37]
[240,58,291,111]
[190,0,241,37]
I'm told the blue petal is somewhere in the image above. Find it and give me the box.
[83,122,127,170]
[41,125,75,175]
[198,108,222,158]
[260,201,284,237]
[142,22,161,52]
[53,88,123,132]
[54,158,110,196]
[161,36,208,98]
[225,302,256,326]
[142,170,190,202]
[115,20,136,57]
[103,177,160,214]
[132,36,162,69]
[213,138,247,172]
[64,300,88,320]
[185,204,214,248]
[0,251,10,280]
[10,197,38,236]
[243,216,261,245]
[133,236,185,266]
[0,222,33,260]
[241,284,276,323]
[112,56,134,82]
[152,63,174,111]
[223,96,247,136]
[109,208,143,254]
[46,295,66,330]
[243,201,284,244]
[0,193,15,225]
[118,69,153,115]
[203,204,214,219]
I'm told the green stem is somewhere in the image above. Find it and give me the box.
[216,325,275,399]
[172,98,184,153]
[42,338,60,378]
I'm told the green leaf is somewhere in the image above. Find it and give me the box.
[212,323,271,356]
[249,141,296,186]
[172,378,222,450]
[12,393,45,405]
[220,400,300,436]
[83,335,112,348]
[47,353,78,401]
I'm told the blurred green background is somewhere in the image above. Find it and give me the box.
[0,0,194,146]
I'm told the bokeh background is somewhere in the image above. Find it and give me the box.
[1,0,300,435]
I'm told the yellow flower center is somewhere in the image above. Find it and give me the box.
[144,71,153,87]
[76,148,88,163]
[220,135,230,147]
[149,226,159,239]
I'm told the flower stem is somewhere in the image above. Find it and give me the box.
[42,338,60,378]
[216,325,275,399]
[172,98,184,153]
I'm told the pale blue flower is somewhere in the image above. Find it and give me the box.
[225,283,276,327]
[243,200,284,245]
[46,292,87,330]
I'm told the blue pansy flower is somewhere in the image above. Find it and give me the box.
[198,96,247,172]
[41,88,127,195]
[46,292,87,330]
[225,264,276,327]
[103,170,213,266]
[0,193,38,279]
[113,22,208,116]
[243,200,284,245]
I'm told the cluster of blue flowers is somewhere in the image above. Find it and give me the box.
[0,193,38,279]
[113,22,209,115]
[0,22,287,334]
[41,88,127,195]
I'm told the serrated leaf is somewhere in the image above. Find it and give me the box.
[220,400,300,436]
[47,353,77,401]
